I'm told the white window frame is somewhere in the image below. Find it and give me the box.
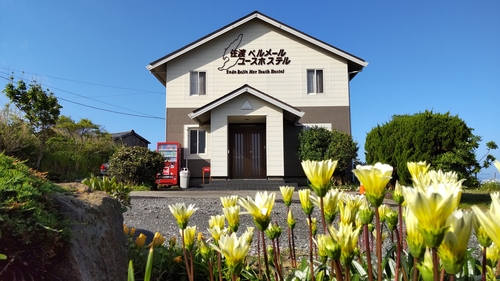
[306,69,324,94]
[190,71,206,96]
[184,125,210,160]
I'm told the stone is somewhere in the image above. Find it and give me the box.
[52,191,127,281]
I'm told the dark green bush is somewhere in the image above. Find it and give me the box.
[107,146,164,187]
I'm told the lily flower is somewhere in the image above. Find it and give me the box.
[428,169,460,184]
[169,203,198,229]
[339,196,362,226]
[301,159,338,197]
[223,205,240,233]
[314,234,329,264]
[181,225,197,251]
[311,189,343,224]
[403,181,462,248]
[358,197,374,225]
[279,186,295,207]
[438,210,473,274]
[298,189,314,215]
[221,195,239,208]
[471,192,500,246]
[352,163,393,207]
[208,215,225,229]
[238,191,275,231]
[242,227,255,245]
[486,243,500,265]
[211,232,251,277]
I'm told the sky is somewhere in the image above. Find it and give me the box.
[1,1,499,180]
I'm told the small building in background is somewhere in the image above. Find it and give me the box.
[111,130,150,148]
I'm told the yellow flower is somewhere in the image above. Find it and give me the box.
[208,226,226,242]
[238,191,275,231]
[279,185,295,207]
[494,160,500,173]
[150,232,166,248]
[471,192,500,247]
[358,197,374,225]
[416,248,434,281]
[405,207,425,259]
[199,237,212,259]
[314,234,329,263]
[208,215,225,229]
[472,212,492,248]
[330,223,361,266]
[377,204,391,223]
[307,217,318,236]
[181,226,197,251]
[407,161,430,186]
[352,163,393,207]
[486,243,500,265]
[265,222,282,240]
[173,256,183,263]
[287,209,296,229]
[438,210,473,274]
[211,232,251,276]
[123,224,129,235]
[299,189,314,215]
[135,233,147,248]
[242,227,255,245]
[223,205,240,233]
[403,182,462,248]
[339,195,362,226]
[392,181,405,205]
[168,203,198,229]
[221,195,239,208]
[311,189,344,224]
[129,227,136,237]
[428,169,460,185]
[301,159,338,197]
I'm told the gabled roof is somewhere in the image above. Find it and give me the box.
[112,130,150,144]
[188,84,305,124]
[147,11,368,85]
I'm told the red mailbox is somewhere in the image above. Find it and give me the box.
[202,166,211,184]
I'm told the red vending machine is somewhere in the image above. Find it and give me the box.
[156,142,181,186]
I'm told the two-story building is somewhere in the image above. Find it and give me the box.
[147,11,367,187]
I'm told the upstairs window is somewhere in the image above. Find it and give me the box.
[307,69,323,94]
[190,71,206,96]
[189,129,206,154]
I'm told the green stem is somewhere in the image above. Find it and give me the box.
[482,247,486,281]
[286,206,294,268]
[181,229,193,281]
[320,196,327,233]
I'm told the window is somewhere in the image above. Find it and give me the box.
[190,71,206,96]
[189,129,206,154]
[307,69,323,94]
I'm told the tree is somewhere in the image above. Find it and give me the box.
[365,110,497,186]
[0,104,37,159]
[297,126,359,184]
[3,77,62,169]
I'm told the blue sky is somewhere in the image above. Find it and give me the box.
[1,1,499,180]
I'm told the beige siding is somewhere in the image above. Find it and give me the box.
[210,93,284,177]
[165,20,349,109]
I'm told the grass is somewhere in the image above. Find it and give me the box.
[459,189,492,209]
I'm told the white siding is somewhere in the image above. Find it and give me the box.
[210,93,283,177]
[165,20,349,109]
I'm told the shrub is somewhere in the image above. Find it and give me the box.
[81,174,132,211]
[107,146,164,187]
[480,178,500,192]
[0,153,69,279]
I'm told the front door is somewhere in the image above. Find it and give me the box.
[229,124,266,179]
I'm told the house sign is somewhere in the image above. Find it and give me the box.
[218,34,290,75]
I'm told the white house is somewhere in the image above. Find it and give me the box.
[147,11,367,186]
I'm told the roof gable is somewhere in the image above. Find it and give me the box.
[147,11,367,84]
[188,84,305,124]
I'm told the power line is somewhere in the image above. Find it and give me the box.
[0,67,164,95]
[0,73,165,120]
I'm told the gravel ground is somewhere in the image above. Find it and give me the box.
[123,194,482,259]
